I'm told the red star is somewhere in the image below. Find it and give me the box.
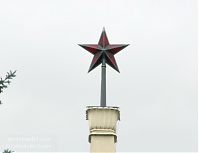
[79,28,129,73]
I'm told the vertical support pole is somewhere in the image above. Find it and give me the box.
[100,57,106,107]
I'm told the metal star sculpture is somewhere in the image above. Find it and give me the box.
[79,28,129,107]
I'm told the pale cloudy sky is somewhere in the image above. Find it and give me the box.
[0,0,197,152]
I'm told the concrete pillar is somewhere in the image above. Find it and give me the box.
[86,106,120,153]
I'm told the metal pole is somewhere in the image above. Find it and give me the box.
[100,57,106,107]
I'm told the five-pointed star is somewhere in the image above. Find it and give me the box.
[79,28,129,73]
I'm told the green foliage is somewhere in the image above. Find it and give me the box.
[0,70,16,94]
[2,149,14,153]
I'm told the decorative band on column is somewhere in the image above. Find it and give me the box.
[89,128,117,143]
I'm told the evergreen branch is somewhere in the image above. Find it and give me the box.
[0,70,17,94]
[2,149,14,153]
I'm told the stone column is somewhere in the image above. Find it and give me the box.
[86,106,120,153]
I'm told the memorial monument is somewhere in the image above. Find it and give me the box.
[79,28,129,153]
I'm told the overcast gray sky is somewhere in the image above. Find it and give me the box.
[0,0,197,152]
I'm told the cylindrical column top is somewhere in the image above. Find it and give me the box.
[86,106,120,143]
[86,106,120,120]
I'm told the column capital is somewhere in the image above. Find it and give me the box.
[86,106,120,143]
